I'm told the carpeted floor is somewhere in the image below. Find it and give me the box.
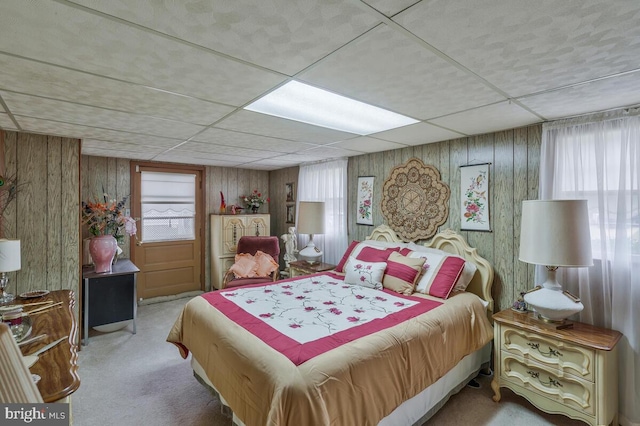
[72,297,586,426]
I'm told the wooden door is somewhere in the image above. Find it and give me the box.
[131,162,204,300]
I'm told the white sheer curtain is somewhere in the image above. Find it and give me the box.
[540,109,640,426]
[297,158,348,264]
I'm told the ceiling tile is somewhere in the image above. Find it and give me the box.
[519,72,640,119]
[361,0,419,17]
[70,0,381,76]
[0,54,235,126]
[192,127,318,153]
[370,122,465,145]
[396,0,640,96]
[328,136,406,153]
[429,101,541,135]
[10,117,184,147]
[0,113,18,131]
[82,139,168,155]
[152,153,244,167]
[171,141,283,158]
[0,0,286,106]
[81,147,155,161]
[2,92,204,139]
[214,110,356,144]
[298,23,504,119]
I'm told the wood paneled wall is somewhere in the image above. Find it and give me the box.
[81,156,271,292]
[7,122,540,314]
[268,166,299,270]
[1,131,80,299]
[347,125,541,312]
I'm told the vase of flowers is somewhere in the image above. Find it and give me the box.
[82,194,137,273]
[241,189,269,213]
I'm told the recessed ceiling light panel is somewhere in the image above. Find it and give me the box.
[245,81,419,135]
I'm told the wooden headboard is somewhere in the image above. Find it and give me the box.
[366,225,494,320]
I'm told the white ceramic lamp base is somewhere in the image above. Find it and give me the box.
[523,268,583,322]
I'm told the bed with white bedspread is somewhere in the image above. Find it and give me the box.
[168,225,494,425]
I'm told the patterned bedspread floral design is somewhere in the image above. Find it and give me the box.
[220,274,423,344]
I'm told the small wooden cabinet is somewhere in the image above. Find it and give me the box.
[82,259,139,346]
[491,309,622,426]
[289,260,336,278]
[210,214,270,289]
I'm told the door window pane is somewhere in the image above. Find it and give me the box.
[141,171,196,242]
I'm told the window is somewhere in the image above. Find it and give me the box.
[140,171,196,242]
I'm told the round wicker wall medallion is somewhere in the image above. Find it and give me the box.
[381,158,450,241]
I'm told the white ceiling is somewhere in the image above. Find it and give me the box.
[2,0,640,170]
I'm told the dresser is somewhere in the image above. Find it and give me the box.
[210,214,270,289]
[491,309,622,426]
[15,290,80,403]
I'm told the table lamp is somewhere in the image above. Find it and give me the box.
[297,201,325,264]
[519,200,592,327]
[0,239,21,304]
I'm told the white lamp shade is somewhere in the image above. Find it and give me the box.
[519,200,593,267]
[297,202,326,235]
[0,239,21,272]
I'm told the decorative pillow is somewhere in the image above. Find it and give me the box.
[343,258,386,290]
[382,252,426,295]
[356,246,400,262]
[229,253,258,278]
[407,243,477,292]
[410,251,466,299]
[254,251,279,277]
[335,240,361,273]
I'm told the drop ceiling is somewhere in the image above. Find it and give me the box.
[1,0,640,170]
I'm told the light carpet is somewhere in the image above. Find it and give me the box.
[72,296,586,426]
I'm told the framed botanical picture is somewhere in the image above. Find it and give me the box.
[285,182,295,202]
[357,176,374,225]
[285,204,295,224]
[460,163,491,231]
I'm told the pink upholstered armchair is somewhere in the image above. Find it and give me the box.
[222,236,281,289]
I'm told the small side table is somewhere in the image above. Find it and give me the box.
[82,259,139,346]
[289,260,336,278]
[492,309,622,426]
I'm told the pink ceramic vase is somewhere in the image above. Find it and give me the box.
[89,235,118,273]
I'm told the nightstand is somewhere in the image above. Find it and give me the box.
[491,309,622,426]
[289,260,336,278]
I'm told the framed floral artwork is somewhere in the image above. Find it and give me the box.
[286,204,295,224]
[285,182,295,202]
[460,163,491,231]
[357,176,374,225]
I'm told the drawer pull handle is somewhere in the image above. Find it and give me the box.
[527,342,563,358]
[527,370,563,388]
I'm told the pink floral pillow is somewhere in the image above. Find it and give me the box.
[343,258,386,290]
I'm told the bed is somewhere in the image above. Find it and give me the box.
[167,225,495,426]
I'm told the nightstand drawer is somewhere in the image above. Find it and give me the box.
[500,352,595,415]
[501,325,594,382]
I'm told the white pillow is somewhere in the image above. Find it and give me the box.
[343,258,386,290]
[407,243,477,292]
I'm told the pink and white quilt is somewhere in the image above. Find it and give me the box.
[201,272,442,365]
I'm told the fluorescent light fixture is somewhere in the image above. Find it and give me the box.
[245,81,419,135]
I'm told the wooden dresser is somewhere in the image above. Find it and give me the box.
[210,214,270,289]
[17,290,80,402]
[492,309,621,426]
